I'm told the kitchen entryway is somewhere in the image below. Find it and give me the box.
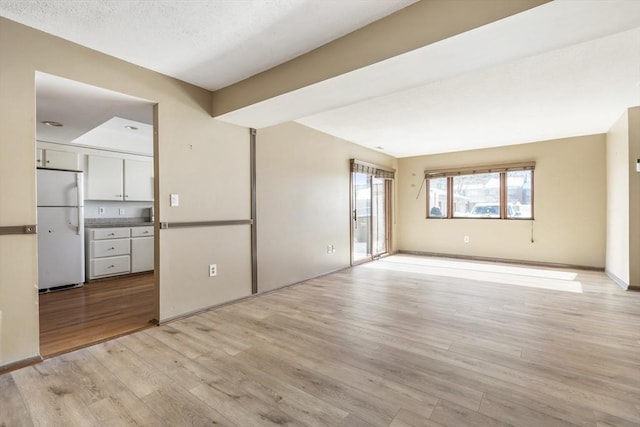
[39,273,155,358]
[36,73,158,358]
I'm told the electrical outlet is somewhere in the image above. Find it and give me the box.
[327,244,332,254]
[331,245,336,253]
[464,235,470,243]
[170,193,179,207]
[98,207,105,215]
[119,208,125,216]
[209,264,217,277]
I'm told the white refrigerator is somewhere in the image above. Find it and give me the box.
[37,168,85,290]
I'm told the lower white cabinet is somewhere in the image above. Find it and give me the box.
[131,236,154,273]
[86,226,154,280]
[131,226,154,273]
[91,255,131,277]
[91,238,130,258]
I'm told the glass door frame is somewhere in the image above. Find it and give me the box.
[350,161,394,266]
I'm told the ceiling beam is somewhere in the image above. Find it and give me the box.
[211,0,550,118]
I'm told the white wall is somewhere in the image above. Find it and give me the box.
[84,201,152,220]
[606,110,630,284]
[606,107,640,288]
[630,108,640,288]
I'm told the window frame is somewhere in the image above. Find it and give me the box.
[425,162,535,220]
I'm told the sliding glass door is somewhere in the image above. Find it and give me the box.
[350,160,393,265]
[352,172,371,263]
[372,177,386,256]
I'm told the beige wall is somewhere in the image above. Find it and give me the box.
[256,122,396,292]
[397,134,607,268]
[606,107,640,288]
[0,17,251,367]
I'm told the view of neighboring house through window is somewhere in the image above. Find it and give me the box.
[507,170,533,218]
[452,172,500,217]
[428,177,447,217]
[426,162,534,220]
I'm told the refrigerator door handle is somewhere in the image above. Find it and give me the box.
[77,207,84,235]
[76,173,84,235]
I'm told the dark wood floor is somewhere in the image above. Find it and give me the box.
[3,255,639,426]
[39,272,156,358]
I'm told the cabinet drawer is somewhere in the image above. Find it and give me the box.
[131,226,154,237]
[92,238,130,258]
[91,228,130,240]
[91,255,130,277]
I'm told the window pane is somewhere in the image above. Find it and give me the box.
[428,177,447,217]
[453,172,500,217]
[507,170,533,219]
[353,172,371,262]
[372,177,386,254]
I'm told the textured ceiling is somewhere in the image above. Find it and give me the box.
[4,0,640,158]
[0,0,416,90]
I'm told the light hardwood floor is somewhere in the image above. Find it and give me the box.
[2,255,639,426]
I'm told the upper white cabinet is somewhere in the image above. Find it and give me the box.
[87,155,124,200]
[37,148,80,171]
[124,159,154,201]
[86,155,153,201]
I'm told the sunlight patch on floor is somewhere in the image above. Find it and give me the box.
[361,255,583,293]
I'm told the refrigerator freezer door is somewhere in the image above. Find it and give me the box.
[37,169,82,207]
[37,207,85,289]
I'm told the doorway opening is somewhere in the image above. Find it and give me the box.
[350,160,394,265]
[35,72,158,358]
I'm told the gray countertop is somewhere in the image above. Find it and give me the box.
[84,220,154,229]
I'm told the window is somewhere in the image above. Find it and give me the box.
[506,170,533,218]
[453,172,500,218]
[425,162,534,220]
[427,177,447,218]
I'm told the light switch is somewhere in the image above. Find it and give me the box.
[170,193,179,207]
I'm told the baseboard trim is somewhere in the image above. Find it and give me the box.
[256,265,352,296]
[398,250,605,272]
[0,355,42,375]
[158,265,352,325]
[605,270,639,291]
[159,293,255,325]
